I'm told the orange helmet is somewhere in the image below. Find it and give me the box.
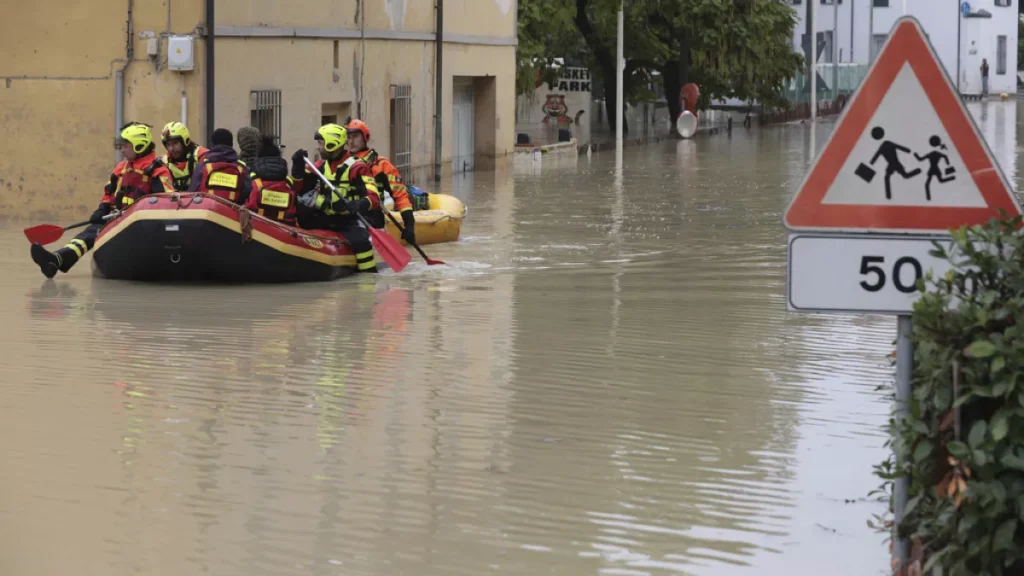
[346,119,371,142]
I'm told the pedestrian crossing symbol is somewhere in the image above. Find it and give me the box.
[784,16,1021,234]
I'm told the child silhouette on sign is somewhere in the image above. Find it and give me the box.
[868,126,921,199]
[914,135,956,202]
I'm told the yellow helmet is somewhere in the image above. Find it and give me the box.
[118,122,153,154]
[315,123,347,153]
[161,121,192,147]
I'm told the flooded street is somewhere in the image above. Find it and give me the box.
[1,100,1019,575]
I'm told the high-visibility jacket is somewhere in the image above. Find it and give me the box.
[246,176,297,225]
[353,149,412,213]
[163,146,209,191]
[101,151,174,209]
[295,155,381,217]
[189,157,250,202]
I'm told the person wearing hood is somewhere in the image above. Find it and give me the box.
[188,128,252,205]
[244,135,297,225]
[237,125,262,167]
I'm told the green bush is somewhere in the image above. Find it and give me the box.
[880,217,1024,575]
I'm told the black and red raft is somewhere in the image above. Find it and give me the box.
[91,193,359,282]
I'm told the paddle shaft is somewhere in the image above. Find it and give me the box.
[64,220,92,231]
[382,209,443,265]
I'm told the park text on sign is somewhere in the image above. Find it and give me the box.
[783,18,1021,234]
[549,67,592,93]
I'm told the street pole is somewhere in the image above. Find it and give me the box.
[894,315,913,571]
[811,0,817,124]
[957,3,962,93]
[869,0,875,63]
[833,0,839,98]
[615,3,624,146]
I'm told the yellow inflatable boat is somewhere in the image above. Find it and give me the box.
[383,192,466,246]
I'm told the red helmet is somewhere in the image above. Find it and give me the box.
[346,119,371,142]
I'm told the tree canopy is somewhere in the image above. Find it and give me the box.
[517,0,804,132]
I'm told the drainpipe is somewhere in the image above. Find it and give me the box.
[434,0,443,183]
[205,0,215,142]
[115,0,134,163]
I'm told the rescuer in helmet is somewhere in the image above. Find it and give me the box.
[345,119,416,245]
[30,122,174,278]
[291,123,381,273]
[161,121,208,192]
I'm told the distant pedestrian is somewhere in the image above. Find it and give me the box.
[981,59,990,96]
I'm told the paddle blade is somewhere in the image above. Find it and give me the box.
[367,225,412,273]
[23,224,65,245]
[424,257,446,266]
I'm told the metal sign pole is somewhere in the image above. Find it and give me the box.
[893,315,913,569]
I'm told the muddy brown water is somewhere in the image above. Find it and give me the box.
[0,101,1018,575]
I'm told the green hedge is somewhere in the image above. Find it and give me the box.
[878,217,1024,575]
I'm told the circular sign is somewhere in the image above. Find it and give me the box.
[676,111,698,139]
[960,2,971,16]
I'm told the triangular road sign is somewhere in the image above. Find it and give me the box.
[784,17,1021,234]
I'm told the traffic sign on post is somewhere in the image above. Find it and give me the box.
[784,17,1021,234]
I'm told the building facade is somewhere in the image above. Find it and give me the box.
[788,0,1017,95]
[0,0,516,219]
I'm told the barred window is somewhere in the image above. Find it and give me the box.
[389,85,412,179]
[250,89,282,146]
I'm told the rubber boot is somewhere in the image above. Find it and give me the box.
[30,243,61,279]
[55,247,80,273]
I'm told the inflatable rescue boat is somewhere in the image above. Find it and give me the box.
[383,191,466,246]
[91,193,358,282]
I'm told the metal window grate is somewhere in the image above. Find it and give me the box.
[389,84,412,179]
[997,36,1008,75]
[250,89,282,146]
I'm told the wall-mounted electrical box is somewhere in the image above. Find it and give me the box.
[168,36,194,71]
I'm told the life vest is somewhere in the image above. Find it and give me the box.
[114,159,165,209]
[248,177,296,224]
[319,157,366,216]
[195,160,247,202]
[163,148,201,191]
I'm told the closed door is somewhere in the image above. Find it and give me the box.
[452,79,475,173]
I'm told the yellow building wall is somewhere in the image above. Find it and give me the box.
[215,0,515,178]
[0,0,207,220]
[0,0,515,219]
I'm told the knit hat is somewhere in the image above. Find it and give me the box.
[211,128,233,148]
[237,126,261,157]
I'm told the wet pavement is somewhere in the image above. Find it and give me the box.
[1,100,1019,575]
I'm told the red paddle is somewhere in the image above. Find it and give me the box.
[24,212,120,245]
[24,221,91,245]
[304,158,412,273]
[382,209,446,266]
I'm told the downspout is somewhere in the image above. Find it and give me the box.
[433,0,443,183]
[205,0,215,142]
[115,0,134,163]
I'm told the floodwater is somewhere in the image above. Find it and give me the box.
[1,100,1019,575]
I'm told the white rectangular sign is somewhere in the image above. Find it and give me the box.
[787,234,959,314]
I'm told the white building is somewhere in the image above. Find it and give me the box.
[788,0,1018,95]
